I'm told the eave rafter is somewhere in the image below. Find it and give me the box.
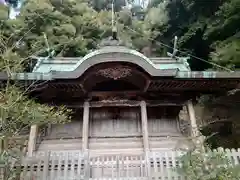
[148,79,240,92]
[49,100,184,108]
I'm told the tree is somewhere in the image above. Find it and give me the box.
[90,0,126,12]
[0,3,72,180]
[1,0,147,61]
[144,0,240,70]
[207,0,240,70]
[0,84,72,179]
[2,0,240,71]
[177,147,240,180]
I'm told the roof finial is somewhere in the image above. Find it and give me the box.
[167,36,178,59]
[173,36,178,57]
[111,0,118,40]
[43,33,55,58]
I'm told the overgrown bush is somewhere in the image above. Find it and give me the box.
[177,147,240,180]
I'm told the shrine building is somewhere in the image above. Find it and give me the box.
[1,43,240,157]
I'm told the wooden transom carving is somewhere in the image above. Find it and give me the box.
[96,66,132,80]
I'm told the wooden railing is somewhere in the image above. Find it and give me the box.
[1,149,240,180]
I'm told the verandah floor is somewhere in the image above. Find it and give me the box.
[36,136,192,155]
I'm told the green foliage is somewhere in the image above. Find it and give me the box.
[145,0,240,70]
[117,9,132,26]
[177,148,240,180]
[1,0,240,70]
[0,85,71,137]
[90,0,126,12]
[0,30,72,134]
[0,4,8,20]
[144,1,168,29]
[0,0,102,58]
[0,0,160,62]
[0,3,72,176]
[0,47,72,179]
[148,0,164,9]
[211,39,240,70]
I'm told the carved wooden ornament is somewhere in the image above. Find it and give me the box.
[97,66,132,80]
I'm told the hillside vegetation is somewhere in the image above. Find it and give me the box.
[0,0,239,71]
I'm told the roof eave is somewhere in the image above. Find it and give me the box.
[0,71,240,81]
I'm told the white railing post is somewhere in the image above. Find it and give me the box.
[145,151,151,178]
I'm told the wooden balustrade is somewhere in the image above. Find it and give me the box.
[1,149,240,180]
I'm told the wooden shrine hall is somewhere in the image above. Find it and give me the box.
[1,44,240,157]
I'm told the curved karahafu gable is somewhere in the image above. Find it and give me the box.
[53,46,176,78]
[32,46,190,78]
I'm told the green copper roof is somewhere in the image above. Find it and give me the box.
[32,46,191,73]
[0,45,238,82]
[32,57,80,73]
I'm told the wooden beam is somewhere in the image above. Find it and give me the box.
[27,125,38,157]
[89,91,141,97]
[51,100,184,108]
[140,101,149,152]
[82,101,90,152]
[143,79,151,92]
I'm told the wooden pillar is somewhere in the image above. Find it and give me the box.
[82,101,90,152]
[186,100,205,150]
[140,100,149,152]
[27,124,38,156]
[186,100,199,137]
[0,139,3,153]
[0,138,8,153]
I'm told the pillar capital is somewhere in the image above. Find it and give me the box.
[140,100,146,106]
[84,101,90,107]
